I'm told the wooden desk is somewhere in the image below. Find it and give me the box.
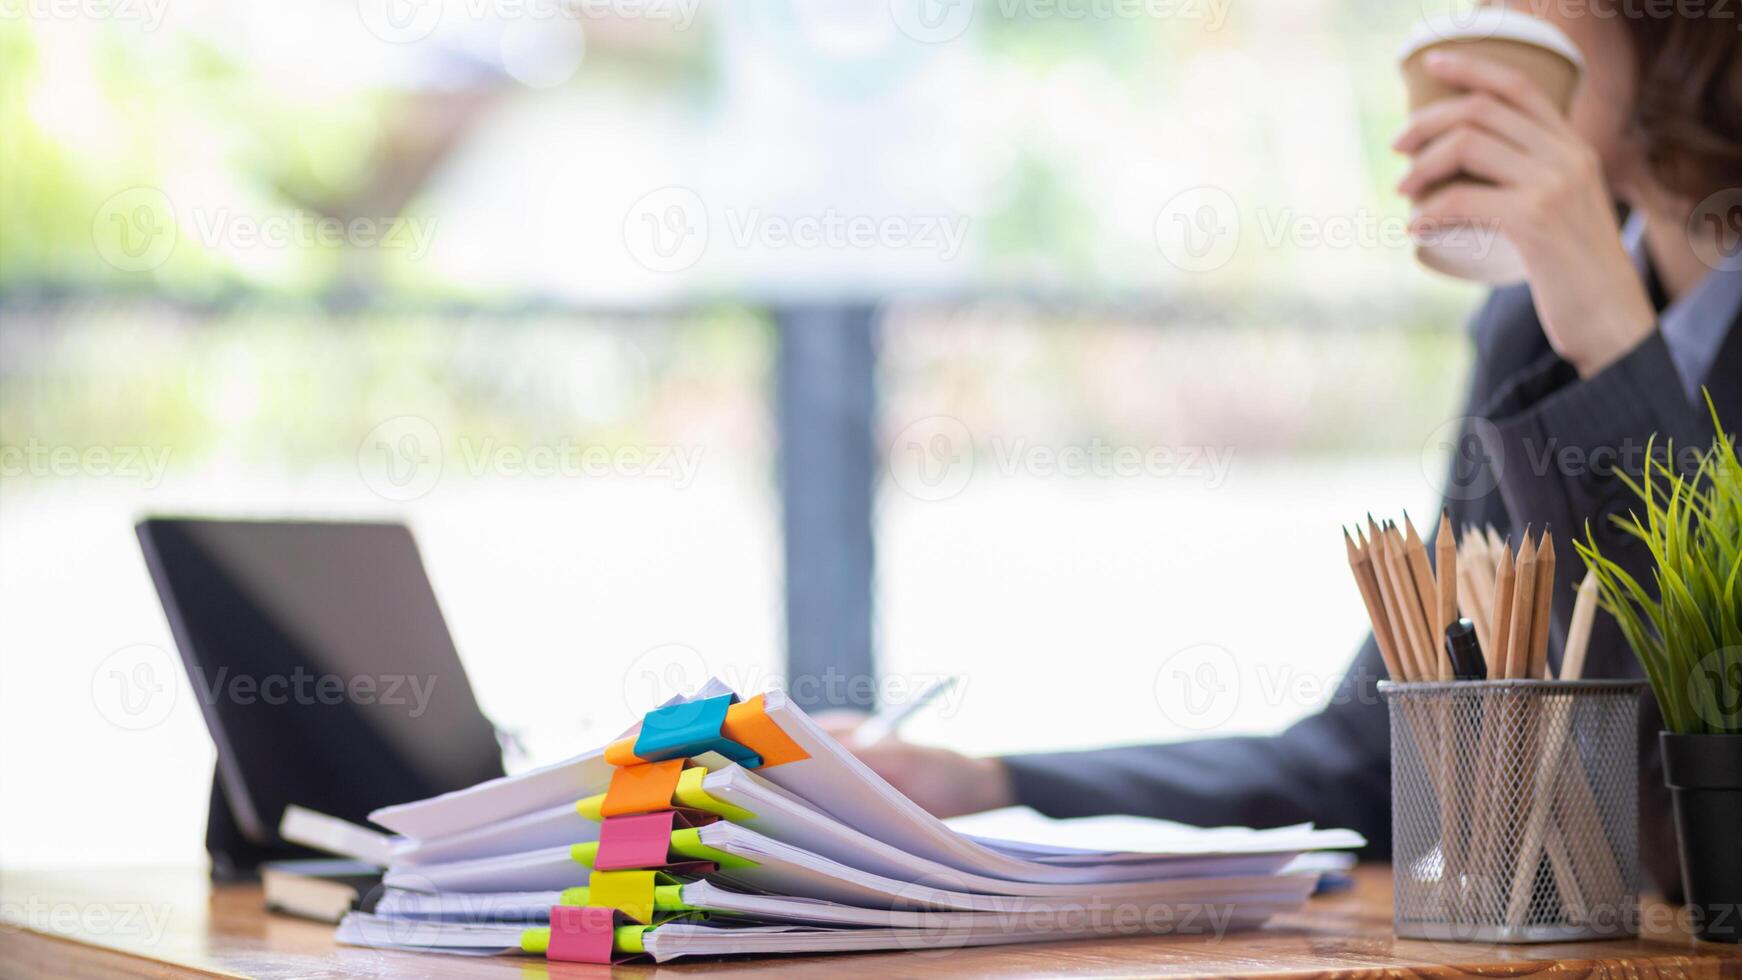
[3,866,1738,978]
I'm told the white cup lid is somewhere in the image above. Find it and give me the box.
[1398,8,1584,69]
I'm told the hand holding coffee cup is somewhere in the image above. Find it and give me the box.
[1395,9,1584,283]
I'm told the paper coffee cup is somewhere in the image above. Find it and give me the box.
[1398,9,1584,283]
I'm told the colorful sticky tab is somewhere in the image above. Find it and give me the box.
[669,826,758,870]
[575,794,605,822]
[589,870,659,924]
[604,738,644,768]
[605,693,810,770]
[570,841,600,868]
[602,758,685,818]
[673,766,757,823]
[633,694,762,767]
[595,812,679,870]
[721,694,811,767]
[546,906,618,963]
[559,879,689,917]
[557,886,589,906]
[615,924,648,954]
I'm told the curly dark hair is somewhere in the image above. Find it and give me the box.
[1619,9,1742,201]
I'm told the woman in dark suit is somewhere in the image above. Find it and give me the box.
[832,3,1742,897]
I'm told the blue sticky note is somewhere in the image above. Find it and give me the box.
[634,694,762,767]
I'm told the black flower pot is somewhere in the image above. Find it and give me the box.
[1661,732,1742,943]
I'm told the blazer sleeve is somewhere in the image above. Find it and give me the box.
[1477,330,1714,551]
[1000,634,1397,856]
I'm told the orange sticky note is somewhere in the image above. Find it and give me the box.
[604,737,645,768]
[601,759,684,817]
[722,695,810,768]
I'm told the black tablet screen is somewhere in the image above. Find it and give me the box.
[138,519,506,842]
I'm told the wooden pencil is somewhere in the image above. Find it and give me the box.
[1561,573,1600,682]
[1347,528,1407,682]
[1528,529,1555,680]
[1370,521,1416,681]
[1403,514,1446,680]
[1471,540,1513,898]
[1506,531,1538,680]
[1387,522,1435,682]
[1435,510,1458,680]
[1377,524,1416,680]
[1474,538,1498,623]
[1458,558,1494,656]
[1462,531,1496,622]
[1489,541,1516,679]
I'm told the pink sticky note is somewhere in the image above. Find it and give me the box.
[594,811,677,870]
[547,906,617,963]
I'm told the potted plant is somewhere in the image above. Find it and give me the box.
[1575,400,1741,944]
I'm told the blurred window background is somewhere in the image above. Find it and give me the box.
[3,0,1480,866]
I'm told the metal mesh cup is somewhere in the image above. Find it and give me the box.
[1380,680,1644,943]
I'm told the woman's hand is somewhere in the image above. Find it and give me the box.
[813,712,1015,818]
[1393,50,1657,377]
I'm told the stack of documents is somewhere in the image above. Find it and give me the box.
[336,681,1362,963]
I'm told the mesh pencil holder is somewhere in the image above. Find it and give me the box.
[1380,680,1644,944]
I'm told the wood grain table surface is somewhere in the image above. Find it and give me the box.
[3,864,1739,979]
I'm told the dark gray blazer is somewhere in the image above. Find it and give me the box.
[1003,284,1742,896]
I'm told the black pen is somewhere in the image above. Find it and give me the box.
[1444,618,1487,680]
